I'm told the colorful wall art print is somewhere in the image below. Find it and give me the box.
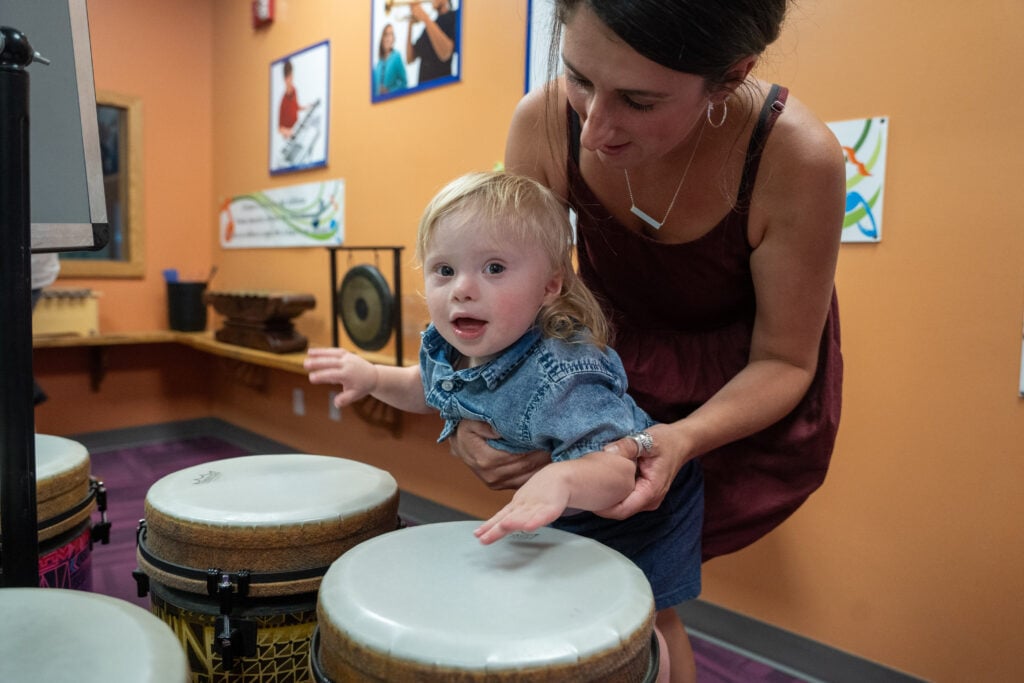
[370,0,461,103]
[219,179,344,249]
[270,41,330,174]
[827,116,889,243]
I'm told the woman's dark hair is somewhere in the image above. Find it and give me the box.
[550,0,788,91]
[378,23,394,60]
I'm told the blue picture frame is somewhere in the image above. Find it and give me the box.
[370,0,462,104]
[270,40,331,175]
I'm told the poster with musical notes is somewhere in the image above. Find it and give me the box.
[270,41,330,174]
[827,116,889,243]
[371,0,462,103]
[219,179,344,249]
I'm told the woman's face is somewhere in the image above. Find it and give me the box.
[382,25,395,52]
[561,5,709,169]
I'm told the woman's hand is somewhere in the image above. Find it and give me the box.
[596,423,690,519]
[450,420,549,489]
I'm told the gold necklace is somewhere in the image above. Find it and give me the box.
[624,121,706,231]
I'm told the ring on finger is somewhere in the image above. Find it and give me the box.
[628,431,654,459]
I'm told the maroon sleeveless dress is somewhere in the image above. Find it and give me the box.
[568,85,843,560]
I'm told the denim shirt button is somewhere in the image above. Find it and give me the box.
[440,380,455,392]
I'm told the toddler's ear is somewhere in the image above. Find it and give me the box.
[542,271,564,305]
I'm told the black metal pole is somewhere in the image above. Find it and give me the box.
[1,26,41,588]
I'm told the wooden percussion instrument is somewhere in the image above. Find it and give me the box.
[312,521,659,682]
[134,454,398,682]
[0,434,109,590]
[204,289,316,353]
[0,588,190,682]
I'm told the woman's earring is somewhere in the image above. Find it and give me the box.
[707,100,728,128]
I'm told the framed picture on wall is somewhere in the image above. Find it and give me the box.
[370,0,461,103]
[525,0,559,93]
[270,41,330,174]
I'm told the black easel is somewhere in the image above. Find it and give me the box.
[0,25,49,588]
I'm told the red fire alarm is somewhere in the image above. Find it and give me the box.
[252,0,274,29]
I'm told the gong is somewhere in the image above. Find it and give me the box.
[337,264,394,351]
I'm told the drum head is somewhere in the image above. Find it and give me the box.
[316,522,655,680]
[336,264,393,351]
[0,588,190,682]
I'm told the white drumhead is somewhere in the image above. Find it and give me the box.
[33,434,90,483]
[318,521,654,669]
[145,454,397,526]
[0,588,189,682]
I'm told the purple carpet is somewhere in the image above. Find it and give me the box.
[85,434,804,682]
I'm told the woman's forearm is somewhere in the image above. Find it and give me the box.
[669,357,814,460]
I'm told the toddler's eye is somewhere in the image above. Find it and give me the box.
[436,264,454,277]
[486,263,505,275]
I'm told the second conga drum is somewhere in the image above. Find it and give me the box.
[0,434,110,590]
[312,521,658,682]
[134,453,399,683]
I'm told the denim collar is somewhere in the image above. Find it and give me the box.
[421,324,544,390]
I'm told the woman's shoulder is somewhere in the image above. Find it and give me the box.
[760,84,844,178]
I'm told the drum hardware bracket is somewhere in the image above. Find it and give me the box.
[213,613,257,669]
[207,568,252,612]
[89,479,111,545]
[131,566,150,598]
[132,520,152,598]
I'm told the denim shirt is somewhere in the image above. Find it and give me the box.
[420,324,654,462]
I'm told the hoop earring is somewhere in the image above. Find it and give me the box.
[707,100,728,128]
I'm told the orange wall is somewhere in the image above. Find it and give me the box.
[34,1,1024,681]
[57,0,216,332]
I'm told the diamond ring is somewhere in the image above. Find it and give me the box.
[628,431,654,459]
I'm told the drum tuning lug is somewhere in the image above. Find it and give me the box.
[91,513,111,545]
[131,567,150,597]
[236,570,251,598]
[213,615,257,669]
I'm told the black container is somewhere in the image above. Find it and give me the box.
[167,282,207,331]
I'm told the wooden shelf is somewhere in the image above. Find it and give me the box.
[33,330,408,390]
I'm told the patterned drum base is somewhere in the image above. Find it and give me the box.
[38,520,93,591]
[151,582,316,683]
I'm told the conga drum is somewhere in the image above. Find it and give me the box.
[312,521,659,682]
[0,588,189,682]
[0,434,110,590]
[134,453,399,683]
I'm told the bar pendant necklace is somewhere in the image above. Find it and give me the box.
[624,122,705,231]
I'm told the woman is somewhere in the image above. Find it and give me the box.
[451,2,845,681]
[374,23,407,97]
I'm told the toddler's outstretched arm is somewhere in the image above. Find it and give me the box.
[474,449,637,544]
[304,347,431,413]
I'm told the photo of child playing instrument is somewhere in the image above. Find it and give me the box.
[305,171,704,682]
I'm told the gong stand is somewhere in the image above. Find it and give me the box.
[329,246,404,367]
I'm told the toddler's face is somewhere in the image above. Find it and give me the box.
[423,213,561,367]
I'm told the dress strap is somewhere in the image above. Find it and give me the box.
[736,84,788,208]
